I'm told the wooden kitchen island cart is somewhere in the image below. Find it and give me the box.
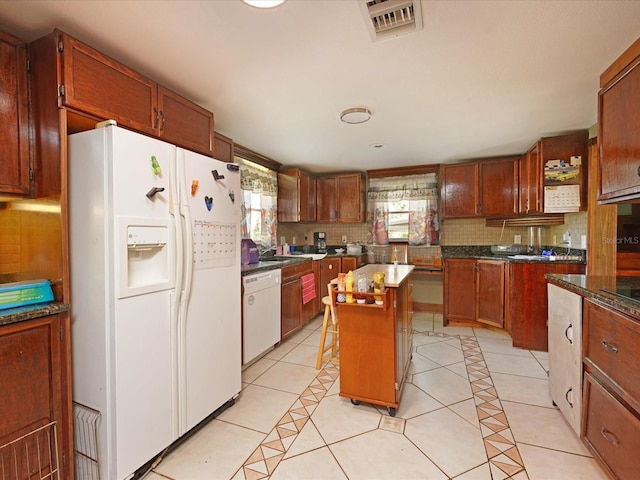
[334,264,414,416]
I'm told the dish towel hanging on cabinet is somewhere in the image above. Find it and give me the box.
[301,273,316,304]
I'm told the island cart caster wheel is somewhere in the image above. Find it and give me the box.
[388,407,396,417]
[350,399,360,405]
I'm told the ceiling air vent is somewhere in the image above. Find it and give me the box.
[359,0,423,42]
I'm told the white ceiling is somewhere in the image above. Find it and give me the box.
[1,0,639,173]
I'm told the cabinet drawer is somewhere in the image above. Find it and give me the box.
[584,373,640,480]
[281,261,313,282]
[584,300,640,400]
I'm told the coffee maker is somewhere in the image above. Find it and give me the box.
[313,232,327,254]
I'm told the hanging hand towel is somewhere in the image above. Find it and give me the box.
[301,273,316,304]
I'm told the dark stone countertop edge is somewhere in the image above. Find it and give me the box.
[441,245,585,264]
[0,302,71,327]
[545,274,640,319]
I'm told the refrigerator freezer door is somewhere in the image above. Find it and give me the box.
[69,126,178,480]
[177,148,242,435]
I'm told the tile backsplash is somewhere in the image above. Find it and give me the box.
[277,211,587,250]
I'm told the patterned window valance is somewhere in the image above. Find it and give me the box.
[236,157,278,197]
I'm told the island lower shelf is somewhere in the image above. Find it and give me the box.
[335,270,413,416]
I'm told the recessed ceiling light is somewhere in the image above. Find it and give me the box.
[242,0,287,8]
[340,107,372,124]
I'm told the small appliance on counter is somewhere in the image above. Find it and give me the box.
[314,232,327,254]
[241,238,259,265]
[490,244,528,256]
[0,279,54,310]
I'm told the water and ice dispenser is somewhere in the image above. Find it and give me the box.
[118,219,174,298]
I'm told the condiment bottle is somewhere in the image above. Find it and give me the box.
[345,271,355,303]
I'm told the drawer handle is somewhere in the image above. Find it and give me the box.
[565,387,573,407]
[564,324,573,344]
[600,427,621,448]
[601,340,619,353]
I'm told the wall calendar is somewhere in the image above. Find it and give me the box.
[192,220,236,269]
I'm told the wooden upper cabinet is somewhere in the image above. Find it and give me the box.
[441,162,478,218]
[477,156,519,217]
[520,132,588,214]
[337,173,365,222]
[157,86,214,156]
[213,131,234,163]
[316,176,338,222]
[316,173,365,222]
[277,168,316,222]
[0,31,30,195]
[59,32,157,135]
[56,30,214,156]
[519,145,541,214]
[598,37,640,202]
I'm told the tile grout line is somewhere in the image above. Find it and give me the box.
[236,363,340,480]
[458,333,528,480]
[236,329,529,480]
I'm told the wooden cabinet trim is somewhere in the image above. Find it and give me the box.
[600,36,640,87]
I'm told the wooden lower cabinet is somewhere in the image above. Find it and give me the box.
[337,273,412,416]
[583,372,640,480]
[280,260,315,339]
[0,313,72,480]
[476,260,505,328]
[582,298,640,480]
[444,258,504,328]
[509,262,585,351]
[444,258,476,323]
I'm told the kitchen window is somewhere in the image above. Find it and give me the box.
[367,173,439,246]
[236,157,278,248]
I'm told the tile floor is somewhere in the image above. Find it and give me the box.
[146,312,608,480]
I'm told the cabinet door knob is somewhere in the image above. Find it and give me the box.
[565,387,573,407]
[601,340,619,353]
[600,427,621,448]
[329,264,333,270]
[564,324,573,344]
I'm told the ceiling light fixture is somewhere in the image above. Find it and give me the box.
[340,107,372,124]
[241,0,287,8]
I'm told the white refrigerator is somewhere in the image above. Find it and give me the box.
[69,125,241,480]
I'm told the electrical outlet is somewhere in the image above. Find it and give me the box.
[514,234,521,244]
[342,235,347,244]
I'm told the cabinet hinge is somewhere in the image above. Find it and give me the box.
[394,382,399,391]
[57,38,63,53]
[26,58,31,73]
[59,325,63,341]
[58,84,65,98]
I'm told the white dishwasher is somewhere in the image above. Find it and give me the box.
[242,269,282,365]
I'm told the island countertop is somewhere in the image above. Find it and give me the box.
[351,263,414,287]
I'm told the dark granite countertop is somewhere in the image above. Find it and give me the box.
[441,245,585,264]
[545,274,640,318]
[0,302,71,327]
[241,256,313,276]
[241,251,367,276]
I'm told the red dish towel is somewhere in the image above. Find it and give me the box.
[301,273,316,304]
